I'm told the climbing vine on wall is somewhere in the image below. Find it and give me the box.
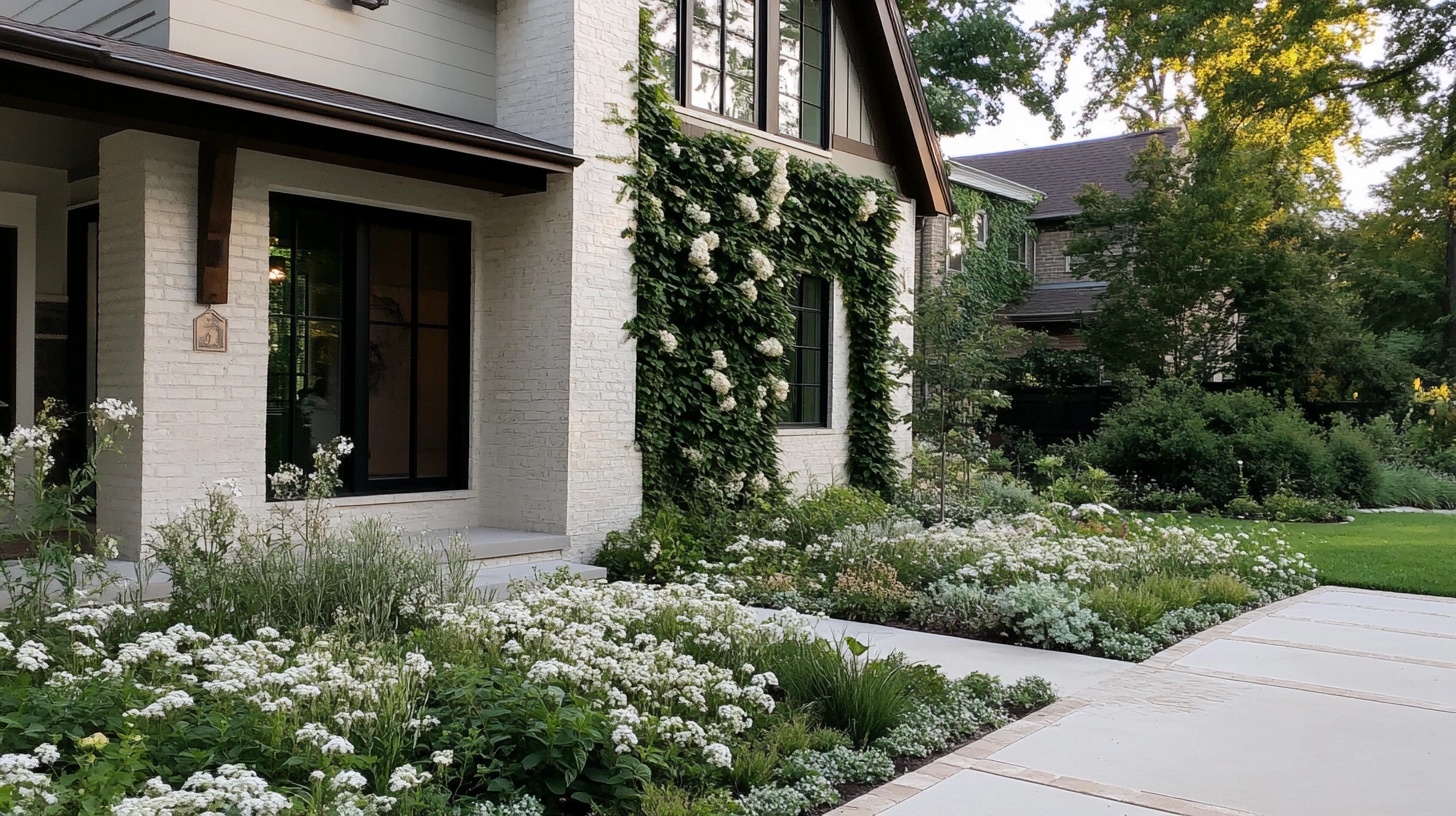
[622,14,903,509]
[949,185,1035,311]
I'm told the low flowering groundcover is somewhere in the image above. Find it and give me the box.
[0,574,1052,816]
[598,492,1319,663]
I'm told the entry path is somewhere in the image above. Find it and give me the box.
[825,586,1456,816]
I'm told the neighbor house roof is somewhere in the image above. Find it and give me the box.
[1001,281,1108,323]
[0,16,579,192]
[836,0,954,217]
[954,128,1179,221]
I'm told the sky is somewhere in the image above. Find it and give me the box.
[936,2,1406,213]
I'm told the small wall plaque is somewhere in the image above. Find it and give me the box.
[193,309,228,353]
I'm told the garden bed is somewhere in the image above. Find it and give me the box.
[597,488,1319,663]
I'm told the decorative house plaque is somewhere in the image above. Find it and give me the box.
[193,309,227,353]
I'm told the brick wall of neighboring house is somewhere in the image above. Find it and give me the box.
[1032,227,1077,284]
[917,212,949,290]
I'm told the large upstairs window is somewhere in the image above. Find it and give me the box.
[644,0,831,147]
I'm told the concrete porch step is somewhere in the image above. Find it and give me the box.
[471,559,607,599]
[461,527,572,561]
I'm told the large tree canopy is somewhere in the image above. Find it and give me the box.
[898,0,1063,136]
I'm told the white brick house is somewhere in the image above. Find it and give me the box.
[0,0,950,562]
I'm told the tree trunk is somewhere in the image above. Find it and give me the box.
[1441,91,1456,372]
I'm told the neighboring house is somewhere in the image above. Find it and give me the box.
[934,162,1042,289]
[953,128,1180,349]
[0,0,947,562]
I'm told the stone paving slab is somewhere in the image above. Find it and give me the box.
[877,769,1177,815]
[827,587,1456,816]
[1275,600,1456,637]
[1230,615,1456,665]
[1173,637,1456,708]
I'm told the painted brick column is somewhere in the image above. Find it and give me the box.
[495,0,643,559]
[96,130,258,559]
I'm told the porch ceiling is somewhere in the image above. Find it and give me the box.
[0,18,581,196]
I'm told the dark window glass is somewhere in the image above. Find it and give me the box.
[267,196,469,497]
[777,0,827,143]
[645,0,680,90]
[689,0,756,122]
[782,274,830,426]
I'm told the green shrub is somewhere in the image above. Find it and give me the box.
[908,581,992,634]
[773,486,893,549]
[1225,495,1263,519]
[425,666,653,809]
[641,785,740,816]
[1374,465,1456,509]
[973,474,1042,516]
[1085,380,1369,506]
[1045,467,1122,506]
[594,504,712,583]
[1086,585,1168,632]
[1004,676,1058,714]
[987,583,1099,650]
[827,560,916,622]
[1201,573,1256,606]
[1260,489,1353,523]
[1327,424,1382,506]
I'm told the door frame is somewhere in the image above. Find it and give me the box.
[0,192,37,430]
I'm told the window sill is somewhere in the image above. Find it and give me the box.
[777,426,838,436]
[674,106,833,160]
[273,490,477,509]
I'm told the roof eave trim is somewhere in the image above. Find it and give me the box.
[947,161,1043,204]
[0,21,582,172]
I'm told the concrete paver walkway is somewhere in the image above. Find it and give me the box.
[828,586,1456,816]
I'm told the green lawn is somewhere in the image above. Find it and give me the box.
[1191,512,1456,598]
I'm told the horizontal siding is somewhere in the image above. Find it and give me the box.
[170,0,497,124]
[831,19,874,146]
[0,0,167,41]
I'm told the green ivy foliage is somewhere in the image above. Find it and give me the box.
[623,15,903,508]
[947,185,1034,311]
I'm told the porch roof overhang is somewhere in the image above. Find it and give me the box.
[0,18,581,195]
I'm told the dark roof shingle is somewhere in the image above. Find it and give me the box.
[954,129,1179,221]
[1001,282,1108,322]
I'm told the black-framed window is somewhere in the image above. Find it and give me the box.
[645,0,831,146]
[267,195,470,497]
[782,274,830,426]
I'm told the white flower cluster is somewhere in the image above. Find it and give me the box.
[755,338,784,358]
[91,397,139,426]
[748,249,775,282]
[762,151,790,232]
[657,329,679,353]
[685,202,712,225]
[111,765,292,816]
[856,189,879,222]
[0,751,57,811]
[737,279,759,302]
[689,231,721,284]
[422,580,810,767]
[737,193,760,222]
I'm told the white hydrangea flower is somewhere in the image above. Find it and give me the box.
[706,369,734,395]
[667,142,683,158]
[720,396,738,412]
[755,338,784,358]
[685,202,712,225]
[641,192,664,223]
[763,210,782,232]
[681,447,705,464]
[657,330,679,353]
[711,350,729,370]
[766,151,791,208]
[699,269,719,285]
[737,154,759,177]
[736,193,760,222]
[856,189,880,221]
[750,473,772,493]
[737,280,758,302]
[771,377,790,403]
[749,249,775,281]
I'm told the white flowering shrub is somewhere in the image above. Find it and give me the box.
[0,398,137,629]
